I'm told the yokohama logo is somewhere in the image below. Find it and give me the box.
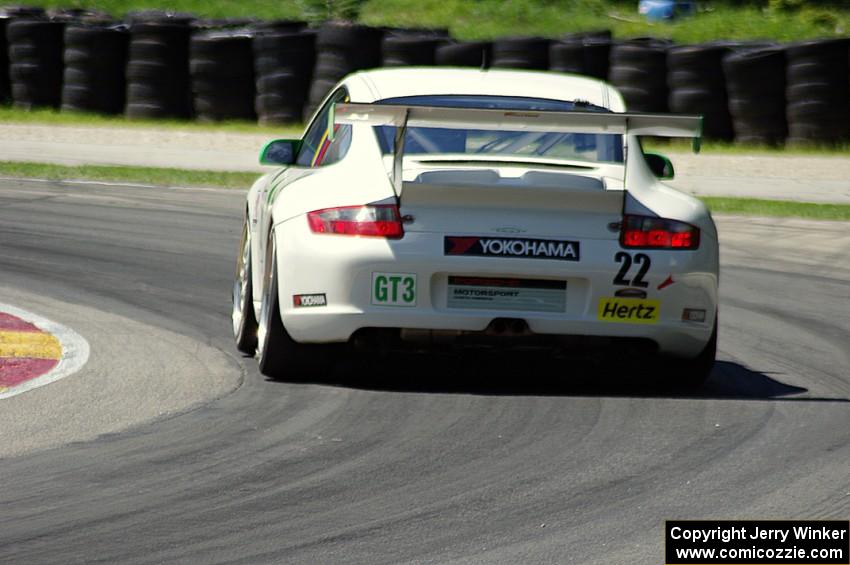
[444,236,580,261]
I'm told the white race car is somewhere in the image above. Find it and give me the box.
[232,68,718,387]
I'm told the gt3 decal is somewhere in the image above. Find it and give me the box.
[613,252,650,287]
[372,273,417,307]
[444,236,580,261]
[597,297,660,324]
[293,293,327,307]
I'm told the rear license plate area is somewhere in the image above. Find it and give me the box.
[447,276,566,313]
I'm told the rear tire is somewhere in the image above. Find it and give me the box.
[232,218,258,354]
[256,228,333,380]
[661,317,717,390]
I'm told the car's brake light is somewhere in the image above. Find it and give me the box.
[307,204,404,239]
[620,215,700,249]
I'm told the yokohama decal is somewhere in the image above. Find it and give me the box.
[444,236,580,261]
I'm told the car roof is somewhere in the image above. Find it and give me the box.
[345,67,619,110]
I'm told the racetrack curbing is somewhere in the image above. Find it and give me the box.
[0,303,90,399]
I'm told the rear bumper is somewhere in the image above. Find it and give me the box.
[273,218,718,358]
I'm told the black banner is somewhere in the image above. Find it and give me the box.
[666,520,849,564]
[444,236,580,262]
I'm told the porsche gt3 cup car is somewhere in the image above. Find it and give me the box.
[232,68,718,387]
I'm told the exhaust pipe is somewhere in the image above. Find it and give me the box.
[486,318,529,336]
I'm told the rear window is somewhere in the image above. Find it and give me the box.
[374,95,624,164]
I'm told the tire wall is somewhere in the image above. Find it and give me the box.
[491,37,550,70]
[253,30,316,124]
[0,18,10,103]
[190,31,256,121]
[1,9,849,146]
[434,41,491,67]
[7,18,66,108]
[784,39,850,145]
[381,34,447,67]
[667,43,733,140]
[126,20,193,119]
[304,22,384,121]
[62,24,129,115]
[723,47,788,145]
[608,39,671,112]
[549,38,611,80]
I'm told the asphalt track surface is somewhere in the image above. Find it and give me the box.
[0,178,848,564]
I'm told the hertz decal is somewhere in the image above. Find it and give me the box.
[597,297,660,324]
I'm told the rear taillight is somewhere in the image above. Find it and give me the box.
[307,204,404,239]
[620,215,700,250]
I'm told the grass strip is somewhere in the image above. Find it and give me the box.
[16,0,850,42]
[643,139,850,156]
[0,161,259,190]
[701,197,850,221]
[0,107,301,135]
[0,161,847,220]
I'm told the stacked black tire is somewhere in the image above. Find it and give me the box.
[723,47,787,145]
[0,16,10,103]
[784,39,850,145]
[305,23,384,121]
[62,23,128,114]
[381,33,447,66]
[7,18,66,108]
[490,37,549,70]
[608,39,670,112]
[189,31,255,121]
[434,41,491,67]
[667,43,734,140]
[253,29,316,124]
[549,37,611,80]
[1,7,44,103]
[126,19,193,119]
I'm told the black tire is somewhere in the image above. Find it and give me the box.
[728,96,785,118]
[232,219,258,354]
[490,36,550,70]
[434,41,491,67]
[786,81,843,103]
[722,46,786,84]
[381,35,444,66]
[251,20,307,34]
[256,228,333,380]
[608,65,664,84]
[548,40,585,73]
[661,318,717,390]
[581,39,612,80]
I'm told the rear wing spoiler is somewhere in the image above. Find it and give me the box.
[331,102,703,194]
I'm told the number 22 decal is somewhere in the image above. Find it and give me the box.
[614,252,651,288]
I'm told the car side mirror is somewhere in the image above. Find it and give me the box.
[644,152,674,180]
[260,139,299,166]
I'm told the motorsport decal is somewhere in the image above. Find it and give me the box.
[371,273,417,307]
[597,297,660,324]
[444,236,580,262]
[0,304,90,400]
[448,276,566,313]
[293,293,327,307]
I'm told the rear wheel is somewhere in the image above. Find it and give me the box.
[256,228,332,380]
[232,218,257,354]
[661,317,717,390]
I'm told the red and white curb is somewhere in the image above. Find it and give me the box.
[0,303,90,400]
